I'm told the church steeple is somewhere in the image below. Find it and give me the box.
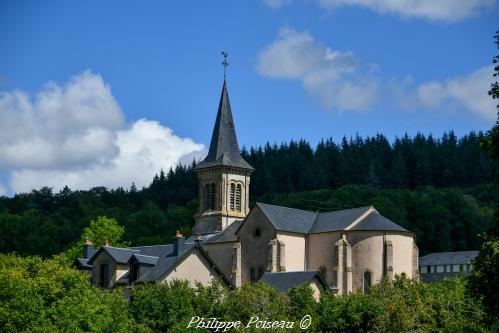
[195,80,253,171]
[193,56,253,234]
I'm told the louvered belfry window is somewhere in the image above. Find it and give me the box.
[235,184,241,211]
[204,183,216,211]
[230,183,235,210]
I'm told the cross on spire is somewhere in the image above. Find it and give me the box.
[221,50,229,79]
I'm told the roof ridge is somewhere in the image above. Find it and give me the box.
[133,253,159,258]
[256,202,317,215]
[344,207,375,231]
[129,244,172,249]
[106,246,139,251]
[317,205,373,215]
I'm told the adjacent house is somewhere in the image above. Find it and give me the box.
[419,251,478,282]
[79,232,232,289]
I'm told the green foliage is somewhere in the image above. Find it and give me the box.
[368,276,488,333]
[0,253,134,332]
[129,279,230,332]
[82,216,127,248]
[54,215,129,266]
[288,284,318,330]
[0,256,494,333]
[224,281,290,324]
[469,240,499,323]
[318,291,381,333]
[469,30,499,326]
[129,280,197,332]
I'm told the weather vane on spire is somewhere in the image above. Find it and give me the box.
[221,50,229,79]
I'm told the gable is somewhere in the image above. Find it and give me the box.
[236,204,277,236]
[160,248,227,287]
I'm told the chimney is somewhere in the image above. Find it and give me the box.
[173,231,185,256]
[83,238,94,259]
[104,240,109,247]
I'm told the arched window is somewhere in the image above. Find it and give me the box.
[210,183,216,210]
[363,271,371,293]
[204,184,211,211]
[230,183,235,210]
[204,183,216,211]
[235,184,242,211]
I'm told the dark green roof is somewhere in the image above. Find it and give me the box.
[194,80,253,171]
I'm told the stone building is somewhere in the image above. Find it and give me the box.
[77,78,419,295]
[419,251,478,283]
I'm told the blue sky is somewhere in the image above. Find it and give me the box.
[0,0,498,195]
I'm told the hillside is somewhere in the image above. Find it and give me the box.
[0,131,494,257]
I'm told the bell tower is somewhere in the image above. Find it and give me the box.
[193,64,253,234]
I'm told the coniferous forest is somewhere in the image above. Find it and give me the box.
[0,131,495,257]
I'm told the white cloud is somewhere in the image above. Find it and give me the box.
[256,27,378,111]
[319,0,497,22]
[0,184,6,196]
[0,70,123,169]
[393,66,496,120]
[0,71,205,193]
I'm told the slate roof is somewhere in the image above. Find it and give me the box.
[129,254,159,266]
[75,258,92,269]
[349,211,408,232]
[419,251,478,266]
[204,219,243,243]
[87,244,175,265]
[254,203,409,234]
[129,244,173,257]
[260,271,330,293]
[135,243,232,287]
[135,241,197,282]
[256,203,317,233]
[310,206,372,233]
[87,246,140,265]
[194,80,253,171]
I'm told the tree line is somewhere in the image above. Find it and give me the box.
[0,131,495,257]
[243,131,492,195]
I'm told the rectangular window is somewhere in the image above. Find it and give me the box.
[99,264,109,288]
[452,265,460,272]
[436,265,444,273]
[446,265,451,272]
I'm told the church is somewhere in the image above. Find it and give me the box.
[76,77,419,296]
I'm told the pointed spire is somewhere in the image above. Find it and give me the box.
[195,80,253,170]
